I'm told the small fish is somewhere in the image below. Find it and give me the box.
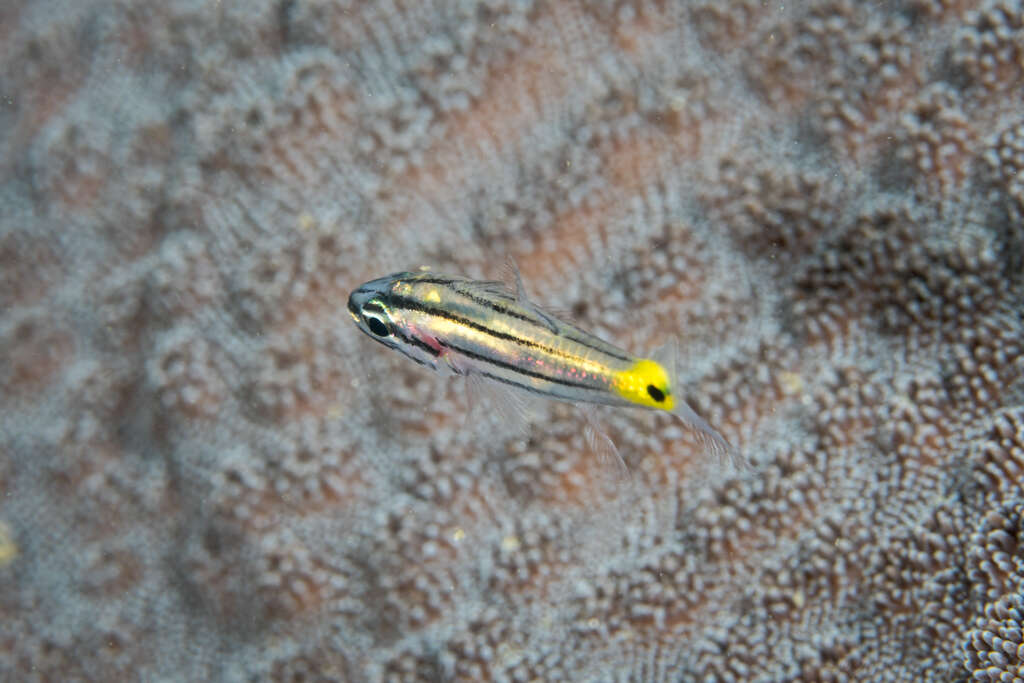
[348,267,739,467]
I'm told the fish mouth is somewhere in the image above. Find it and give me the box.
[347,292,362,317]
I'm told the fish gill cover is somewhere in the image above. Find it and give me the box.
[1,0,1023,681]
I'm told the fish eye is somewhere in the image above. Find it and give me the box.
[365,316,390,337]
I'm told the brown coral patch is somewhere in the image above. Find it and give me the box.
[268,642,353,682]
[260,85,359,186]
[5,44,87,159]
[893,84,978,193]
[701,159,844,266]
[389,6,575,203]
[971,409,1024,504]
[965,592,1024,680]
[148,328,226,421]
[398,52,558,203]
[47,130,111,211]
[0,315,73,398]
[11,624,152,682]
[953,3,1024,94]
[690,0,773,52]
[0,449,10,498]
[80,546,144,598]
[0,230,62,309]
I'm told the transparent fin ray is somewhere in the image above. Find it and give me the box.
[462,370,483,432]
[500,257,568,334]
[670,399,749,471]
[652,338,750,472]
[579,404,631,481]
[464,371,536,439]
[458,279,516,302]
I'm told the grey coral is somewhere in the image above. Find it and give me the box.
[1,0,1024,681]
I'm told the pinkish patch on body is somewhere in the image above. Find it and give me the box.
[413,329,444,356]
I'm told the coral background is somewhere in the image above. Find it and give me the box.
[2,0,1024,680]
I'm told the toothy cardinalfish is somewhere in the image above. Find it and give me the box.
[348,266,742,469]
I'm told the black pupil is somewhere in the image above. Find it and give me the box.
[366,317,389,337]
[647,384,666,402]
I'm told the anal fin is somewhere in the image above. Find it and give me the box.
[579,404,631,481]
[463,370,537,440]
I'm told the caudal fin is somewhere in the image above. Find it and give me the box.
[651,339,749,472]
[670,398,749,472]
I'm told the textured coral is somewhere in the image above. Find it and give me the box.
[2,0,1024,681]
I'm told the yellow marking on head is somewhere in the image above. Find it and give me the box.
[423,287,441,304]
[613,358,675,410]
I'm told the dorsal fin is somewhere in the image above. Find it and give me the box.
[498,257,579,333]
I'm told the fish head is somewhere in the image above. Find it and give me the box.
[348,272,441,370]
[348,272,407,341]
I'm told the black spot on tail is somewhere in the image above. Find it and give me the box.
[647,385,665,403]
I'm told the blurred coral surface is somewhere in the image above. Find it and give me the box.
[2,1,1024,681]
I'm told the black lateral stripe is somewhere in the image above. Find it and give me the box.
[437,339,597,392]
[406,275,630,361]
[394,328,441,358]
[477,370,555,397]
[552,329,630,363]
[452,285,632,363]
[391,290,632,364]
[358,327,433,367]
[356,328,422,365]
[391,294,580,365]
